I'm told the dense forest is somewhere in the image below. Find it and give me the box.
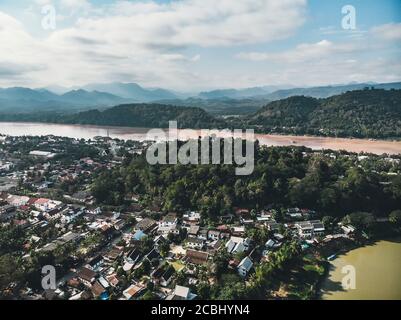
[92,143,401,222]
[62,104,227,128]
[246,88,401,138]
[0,104,225,129]
[155,97,267,115]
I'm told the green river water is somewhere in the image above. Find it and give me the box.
[321,238,401,300]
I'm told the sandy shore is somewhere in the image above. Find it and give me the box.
[254,134,401,155]
[173,129,401,155]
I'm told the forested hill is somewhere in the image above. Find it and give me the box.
[18,104,225,129]
[247,89,401,138]
[1,89,401,139]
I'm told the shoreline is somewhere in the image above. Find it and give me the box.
[316,233,401,300]
[1,120,401,142]
[315,240,360,300]
[1,121,401,155]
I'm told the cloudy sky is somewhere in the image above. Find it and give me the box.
[0,0,400,91]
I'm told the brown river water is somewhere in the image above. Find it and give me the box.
[1,122,401,155]
[321,238,401,300]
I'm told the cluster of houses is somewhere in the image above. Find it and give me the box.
[55,216,201,300]
[1,178,339,301]
[2,134,366,301]
[0,192,87,226]
[0,135,151,199]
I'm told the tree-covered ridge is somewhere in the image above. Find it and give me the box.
[58,104,226,129]
[0,104,225,129]
[248,96,320,127]
[247,89,401,138]
[1,89,401,139]
[92,144,401,221]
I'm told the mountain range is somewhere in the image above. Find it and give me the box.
[1,81,401,115]
[75,88,401,138]
[198,85,286,99]
[0,87,129,113]
[261,82,401,100]
[1,88,400,139]
[81,82,178,101]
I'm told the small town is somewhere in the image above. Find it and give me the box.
[1,133,400,301]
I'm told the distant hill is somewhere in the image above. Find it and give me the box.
[198,86,283,99]
[155,97,269,115]
[1,89,401,139]
[60,89,128,106]
[262,82,401,100]
[0,87,58,101]
[0,87,130,113]
[82,82,178,101]
[247,88,401,138]
[10,103,225,129]
[2,81,401,116]
[197,82,401,100]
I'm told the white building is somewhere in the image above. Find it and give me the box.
[237,257,253,277]
[166,285,197,300]
[186,237,204,250]
[183,211,201,223]
[29,151,57,159]
[225,236,251,254]
[296,220,325,239]
[6,195,30,207]
[33,198,62,212]
[60,206,85,224]
[158,213,178,235]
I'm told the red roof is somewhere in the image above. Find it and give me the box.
[35,198,50,205]
[27,198,38,206]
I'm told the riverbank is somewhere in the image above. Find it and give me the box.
[1,122,401,155]
[314,237,360,300]
[317,232,401,300]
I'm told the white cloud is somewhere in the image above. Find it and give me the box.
[0,1,400,90]
[60,0,89,7]
[63,0,306,48]
[34,0,53,5]
[235,33,401,87]
[0,0,307,89]
[236,40,363,63]
[371,23,401,41]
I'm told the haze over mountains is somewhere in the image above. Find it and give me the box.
[0,87,128,113]
[198,85,286,99]
[1,81,401,115]
[263,82,401,101]
[82,83,179,101]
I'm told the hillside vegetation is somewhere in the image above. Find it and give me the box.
[61,104,225,128]
[247,89,401,138]
[1,89,401,139]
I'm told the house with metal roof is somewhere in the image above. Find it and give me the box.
[237,256,253,277]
